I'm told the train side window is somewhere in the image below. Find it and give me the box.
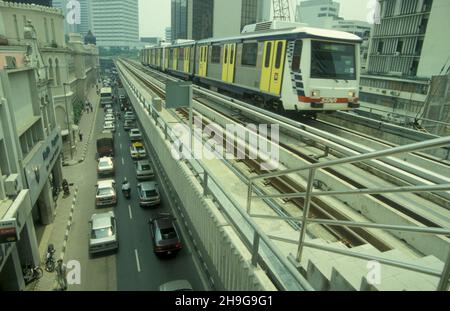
[264,42,272,68]
[224,45,228,64]
[292,40,302,72]
[241,42,258,66]
[230,45,234,64]
[275,41,283,69]
[211,46,221,63]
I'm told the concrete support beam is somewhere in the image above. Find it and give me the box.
[16,215,40,267]
[0,246,25,291]
[38,181,54,225]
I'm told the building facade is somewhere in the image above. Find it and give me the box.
[360,0,450,118]
[0,0,99,290]
[52,0,91,36]
[165,27,172,43]
[295,0,340,28]
[89,0,139,47]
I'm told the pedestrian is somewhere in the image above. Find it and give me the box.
[55,259,67,291]
[79,132,83,142]
[90,104,93,113]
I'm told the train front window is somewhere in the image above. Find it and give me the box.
[311,41,356,80]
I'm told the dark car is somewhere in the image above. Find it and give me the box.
[149,214,182,256]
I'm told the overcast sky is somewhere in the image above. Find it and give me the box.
[139,0,372,38]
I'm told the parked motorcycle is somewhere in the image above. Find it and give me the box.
[23,265,43,285]
[122,179,131,199]
[62,179,70,196]
[45,244,56,273]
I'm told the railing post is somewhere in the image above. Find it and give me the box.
[296,168,317,262]
[203,171,209,196]
[251,231,260,267]
[164,123,168,140]
[437,249,450,291]
[246,180,253,214]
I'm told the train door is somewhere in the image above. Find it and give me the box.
[165,49,169,70]
[260,40,286,95]
[221,43,236,83]
[173,48,178,70]
[184,47,190,73]
[199,46,208,77]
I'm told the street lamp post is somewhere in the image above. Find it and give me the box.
[63,83,74,160]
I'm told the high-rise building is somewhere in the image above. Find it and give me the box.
[171,0,271,41]
[165,27,172,43]
[89,0,139,47]
[52,0,91,36]
[360,0,450,118]
[295,0,340,28]
[214,0,271,38]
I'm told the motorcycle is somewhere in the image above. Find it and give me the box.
[45,244,56,273]
[23,265,43,285]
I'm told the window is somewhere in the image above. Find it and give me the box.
[292,40,302,71]
[211,46,221,63]
[241,43,258,66]
[230,46,234,64]
[224,45,228,64]
[179,48,184,60]
[377,41,384,54]
[275,41,283,69]
[264,42,272,67]
[415,39,423,55]
[320,7,327,11]
[318,13,327,17]
[13,15,19,39]
[396,40,403,53]
[422,0,433,12]
[310,41,356,80]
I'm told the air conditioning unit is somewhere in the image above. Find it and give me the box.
[5,174,22,197]
[4,56,17,69]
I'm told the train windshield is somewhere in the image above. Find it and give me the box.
[311,41,356,80]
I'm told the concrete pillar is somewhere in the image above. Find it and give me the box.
[16,215,40,267]
[52,156,63,190]
[0,246,25,291]
[38,181,55,225]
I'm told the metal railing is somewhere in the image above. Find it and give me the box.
[246,135,450,291]
[117,60,313,291]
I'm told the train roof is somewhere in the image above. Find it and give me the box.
[144,27,362,50]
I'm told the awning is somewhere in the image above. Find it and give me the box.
[61,125,79,137]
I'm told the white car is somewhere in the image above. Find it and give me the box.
[124,111,135,121]
[104,114,115,123]
[104,121,116,132]
[129,128,142,141]
[95,179,117,207]
[89,211,118,255]
[97,157,114,177]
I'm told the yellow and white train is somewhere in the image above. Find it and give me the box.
[141,24,362,114]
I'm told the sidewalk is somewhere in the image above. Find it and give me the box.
[62,83,101,166]
[31,83,100,291]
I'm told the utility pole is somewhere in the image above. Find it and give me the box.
[63,83,74,160]
[273,0,292,21]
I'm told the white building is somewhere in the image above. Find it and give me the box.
[89,0,139,47]
[213,0,272,38]
[360,0,450,117]
[295,0,340,28]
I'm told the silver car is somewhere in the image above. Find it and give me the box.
[97,157,114,177]
[95,179,117,207]
[137,181,160,207]
[129,128,142,141]
[89,211,118,255]
[136,160,154,180]
[159,280,193,291]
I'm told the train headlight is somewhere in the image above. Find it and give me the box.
[348,91,356,97]
[311,90,320,98]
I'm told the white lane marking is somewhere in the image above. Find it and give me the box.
[122,157,125,165]
[128,205,133,219]
[118,132,121,137]
[120,143,122,150]
[134,249,141,272]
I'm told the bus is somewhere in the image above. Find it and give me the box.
[100,87,113,107]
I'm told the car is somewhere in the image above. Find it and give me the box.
[105,109,114,115]
[103,121,116,132]
[124,111,135,121]
[149,214,182,256]
[104,114,115,123]
[124,120,135,131]
[89,211,118,255]
[129,128,142,141]
[137,181,160,207]
[97,157,114,177]
[104,104,112,111]
[159,280,193,291]
[130,142,147,160]
[95,179,117,207]
[135,160,154,180]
